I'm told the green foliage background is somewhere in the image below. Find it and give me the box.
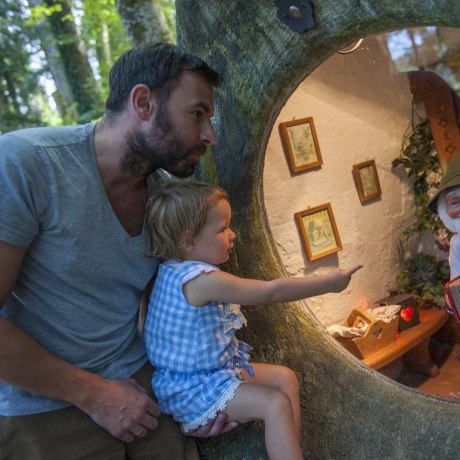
[392,118,451,306]
[0,0,176,134]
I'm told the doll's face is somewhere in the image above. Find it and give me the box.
[446,188,460,219]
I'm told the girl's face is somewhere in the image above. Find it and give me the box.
[446,189,460,219]
[186,198,236,265]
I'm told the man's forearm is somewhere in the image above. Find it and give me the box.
[0,316,99,408]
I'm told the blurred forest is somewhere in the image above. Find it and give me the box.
[0,0,176,134]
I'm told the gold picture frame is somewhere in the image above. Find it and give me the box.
[352,159,382,204]
[295,203,342,261]
[279,117,323,174]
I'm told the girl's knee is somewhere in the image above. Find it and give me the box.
[276,366,299,393]
[269,389,295,418]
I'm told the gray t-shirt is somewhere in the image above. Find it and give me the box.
[0,123,158,415]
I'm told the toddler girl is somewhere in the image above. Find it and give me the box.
[144,179,362,460]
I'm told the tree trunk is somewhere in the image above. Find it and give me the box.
[28,0,76,122]
[116,0,173,46]
[45,0,103,122]
[176,1,460,459]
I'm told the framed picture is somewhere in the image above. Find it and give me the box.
[352,159,382,203]
[295,203,342,261]
[279,117,323,174]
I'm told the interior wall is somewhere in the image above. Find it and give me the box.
[264,35,419,327]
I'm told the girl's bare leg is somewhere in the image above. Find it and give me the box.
[242,363,301,439]
[225,382,303,460]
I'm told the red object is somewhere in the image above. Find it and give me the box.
[400,306,414,322]
[445,277,460,323]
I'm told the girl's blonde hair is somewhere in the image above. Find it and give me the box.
[146,179,229,260]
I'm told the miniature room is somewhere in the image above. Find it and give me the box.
[264,26,460,397]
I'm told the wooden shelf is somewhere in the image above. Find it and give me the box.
[362,308,448,374]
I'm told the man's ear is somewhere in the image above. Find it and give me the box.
[131,84,156,121]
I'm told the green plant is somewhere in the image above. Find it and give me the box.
[392,119,447,240]
[396,253,449,308]
[392,118,451,307]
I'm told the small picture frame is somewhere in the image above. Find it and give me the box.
[352,159,382,203]
[279,117,323,174]
[295,203,342,261]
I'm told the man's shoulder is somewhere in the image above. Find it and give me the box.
[1,123,95,150]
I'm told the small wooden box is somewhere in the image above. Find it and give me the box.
[376,293,420,332]
[335,308,399,359]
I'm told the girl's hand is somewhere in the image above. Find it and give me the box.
[330,264,363,292]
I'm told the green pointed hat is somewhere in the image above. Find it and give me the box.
[428,153,460,213]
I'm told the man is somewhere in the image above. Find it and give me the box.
[0,43,236,459]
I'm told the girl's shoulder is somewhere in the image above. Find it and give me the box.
[163,259,220,281]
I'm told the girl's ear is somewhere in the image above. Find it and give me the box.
[179,231,195,253]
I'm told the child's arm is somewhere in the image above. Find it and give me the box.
[184,264,363,307]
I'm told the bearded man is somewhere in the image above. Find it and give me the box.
[0,43,235,460]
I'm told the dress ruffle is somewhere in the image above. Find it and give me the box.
[182,379,243,432]
[223,303,247,333]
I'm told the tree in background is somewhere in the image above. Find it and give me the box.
[79,0,131,102]
[116,0,174,46]
[0,0,175,133]
[28,0,76,123]
[0,0,46,134]
[43,0,104,122]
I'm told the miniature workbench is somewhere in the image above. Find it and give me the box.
[362,308,448,377]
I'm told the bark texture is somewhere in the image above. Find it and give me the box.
[45,0,103,121]
[28,0,75,120]
[116,0,174,46]
[177,1,460,459]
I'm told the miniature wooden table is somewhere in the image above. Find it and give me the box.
[362,308,449,377]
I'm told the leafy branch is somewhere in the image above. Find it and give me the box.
[392,118,450,307]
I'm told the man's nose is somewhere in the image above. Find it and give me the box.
[201,120,217,145]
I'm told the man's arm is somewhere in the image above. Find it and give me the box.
[0,241,159,442]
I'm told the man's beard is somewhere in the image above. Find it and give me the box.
[121,108,207,178]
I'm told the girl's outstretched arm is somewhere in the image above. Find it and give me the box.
[184,264,363,307]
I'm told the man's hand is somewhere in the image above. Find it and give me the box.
[78,377,161,443]
[181,412,239,438]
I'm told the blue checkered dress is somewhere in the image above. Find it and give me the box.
[144,260,254,431]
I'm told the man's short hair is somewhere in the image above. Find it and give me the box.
[105,42,221,114]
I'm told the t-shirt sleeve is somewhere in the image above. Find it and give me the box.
[0,134,49,247]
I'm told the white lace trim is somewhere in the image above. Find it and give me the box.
[223,303,247,333]
[181,380,243,432]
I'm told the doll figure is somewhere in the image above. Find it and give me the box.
[428,153,460,281]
